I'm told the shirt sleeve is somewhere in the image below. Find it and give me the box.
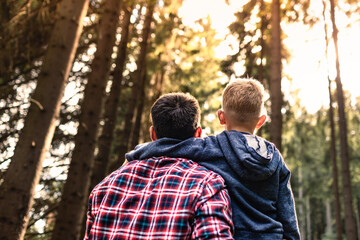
[192,174,234,240]
[277,157,301,240]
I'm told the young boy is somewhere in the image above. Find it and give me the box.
[126,79,300,240]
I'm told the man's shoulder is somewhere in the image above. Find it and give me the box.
[105,156,225,182]
[91,156,227,199]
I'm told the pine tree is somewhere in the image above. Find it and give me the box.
[329,0,357,238]
[269,0,283,151]
[90,1,133,194]
[322,1,342,238]
[111,0,156,171]
[51,0,122,238]
[0,0,89,239]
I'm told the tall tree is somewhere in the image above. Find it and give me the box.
[298,166,305,239]
[0,1,62,167]
[329,0,357,239]
[0,0,89,239]
[89,1,133,194]
[130,64,148,150]
[81,6,133,235]
[257,0,267,137]
[112,0,156,171]
[327,59,343,240]
[51,0,122,238]
[322,1,342,238]
[269,0,283,151]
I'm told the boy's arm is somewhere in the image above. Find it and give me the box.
[277,157,301,240]
[192,175,234,240]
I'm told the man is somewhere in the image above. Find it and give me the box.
[84,93,234,239]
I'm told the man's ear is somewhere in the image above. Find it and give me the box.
[194,127,202,138]
[255,115,266,129]
[150,126,157,141]
[217,109,226,125]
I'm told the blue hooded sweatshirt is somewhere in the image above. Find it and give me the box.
[126,130,300,240]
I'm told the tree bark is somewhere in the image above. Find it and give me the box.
[89,1,132,193]
[257,0,266,137]
[269,0,283,151]
[130,66,147,150]
[298,167,306,240]
[0,0,89,239]
[79,6,133,236]
[357,197,360,240]
[51,0,122,239]
[328,76,344,240]
[325,199,333,235]
[329,0,357,239]
[322,1,343,239]
[110,0,155,172]
[79,6,134,237]
[306,197,311,240]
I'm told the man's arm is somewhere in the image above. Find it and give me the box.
[192,175,234,240]
[277,158,301,240]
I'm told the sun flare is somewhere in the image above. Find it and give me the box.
[180,0,360,113]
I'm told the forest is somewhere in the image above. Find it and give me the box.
[0,0,360,239]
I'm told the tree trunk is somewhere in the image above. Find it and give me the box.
[329,0,357,239]
[79,7,133,237]
[257,0,266,137]
[306,197,311,240]
[298,167,306,240]
[139,58,165,144]
[154,65,165,100]
[357,197,360,240]
[322,1,343,238]
[326,199,333,235]
[0,2,11,87]
[152,53,165,101]
[110,0,155,172]
[269,0,283,151]
[130,66,147,150]
[328,77,344,240]
[51,0,122,239]
[0,0,89,239]
[89,2,132,193]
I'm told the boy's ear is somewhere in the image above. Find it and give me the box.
[255,115,267,129]
[150,126,157,141]
[217,109,226,125]
[194,126,202,138]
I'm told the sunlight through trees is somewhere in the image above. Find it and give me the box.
[1,0,360,239]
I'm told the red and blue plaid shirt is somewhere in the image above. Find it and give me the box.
[84,156,234,239]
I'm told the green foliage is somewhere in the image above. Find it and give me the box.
[145,10,225,134]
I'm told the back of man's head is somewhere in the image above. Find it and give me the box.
[151,93,200,140]
[222,78,264,124]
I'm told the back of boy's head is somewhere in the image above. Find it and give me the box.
[222,78,264,123]
[151,93,200,140]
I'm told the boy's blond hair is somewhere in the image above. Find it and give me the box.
[222,78,264,123]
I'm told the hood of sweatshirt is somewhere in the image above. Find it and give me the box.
[126,130,280,182]
[216,130,279,181]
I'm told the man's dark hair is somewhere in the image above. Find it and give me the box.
[151,93,200,140]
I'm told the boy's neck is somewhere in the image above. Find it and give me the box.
[225,125,255,134]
